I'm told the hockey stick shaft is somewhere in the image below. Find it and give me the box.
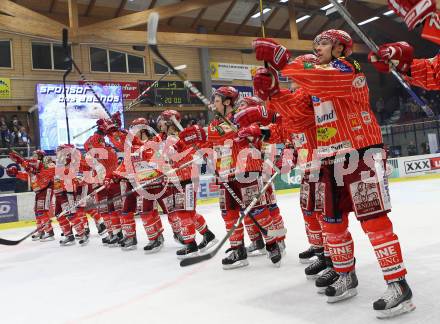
[62,29,73,144]
[180,171,279,267]
[328,0,433,117]
[147,13,237,131]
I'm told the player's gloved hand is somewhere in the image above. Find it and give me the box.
[237,124,263,144]
[9,151,25,165]
[252,38,291,70]
[368,42,414,74]
[253,67,280,101]
[234,104,282,128]
[388,0,436,30]
[111,111,122,129]
[178,125,206,146]
[6,166,18,177]
[97,118,118,135]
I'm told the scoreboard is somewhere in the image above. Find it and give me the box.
[138,80,203,106]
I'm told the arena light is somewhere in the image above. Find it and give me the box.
[296,15,311,23]
[383,10,395,16]
[252,8,271,18]
[320,0,343,11]
[279,0,288,2]
[358,16,380,26]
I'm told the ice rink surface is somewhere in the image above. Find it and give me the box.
[1,178,439,324]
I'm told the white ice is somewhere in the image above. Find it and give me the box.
[1,179,439,324]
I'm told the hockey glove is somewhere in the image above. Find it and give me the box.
[388,0,436,30]
[253,38,291,70]
[368,42,414,74]
[253,67,280,101]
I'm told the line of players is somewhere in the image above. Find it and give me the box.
[6,93,293,268]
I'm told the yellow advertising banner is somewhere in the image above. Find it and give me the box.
[0,78,11,99]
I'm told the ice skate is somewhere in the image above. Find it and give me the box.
[304,253,326,279]
[59,234,75,246]
[246,238,266,257]
[278,240,286,257]
[325,270,358,303]
[373,279,415,319]
[40,230,55,242]
[144,234,164,254]
[266,242,282,267]
[107,231,123,247]
[315,267,339,294]
[32,231,43,241]
[97,222,107,236]
[121,236,137,251]
[197,230,218,252]
[176,241,199,260]
[299,245,323,264]
[78,234,89,246]
[222,246,249,270]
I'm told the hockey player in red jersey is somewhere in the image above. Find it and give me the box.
[101,115,167,252]
[158,110,217,259]
[8,150,55,241]
[83,128,122,247]
[368,41,439,90]
[235,96,287,257]
[178,87,282,269]
[253,30,415,318]
[250,53,338,288]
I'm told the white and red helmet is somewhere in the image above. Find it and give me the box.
[237,96,265,109]
[313,29,353,57]
[130,117,148,128]
[157,110,181,125]
[214,86,239,106]
[32,149,46,161]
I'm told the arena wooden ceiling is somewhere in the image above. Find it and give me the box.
[0,0,436,53]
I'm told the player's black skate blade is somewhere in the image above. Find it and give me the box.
[176,241,199,260]
[121,237,137,251]
[315,268,339,294]
[59,234,75,246]
[246,238,266,257]
[373,279,416,319]
[266,242,282,267]
[180,252,213,267]
[97,223,107,236]
[197,230,218,252]
[40,230,55,242]
[144,235,164,254]
[305,253,326,279]
[222,246,249,270]
[299,246,323,264]
[326,270,358,303]
[78,235,89,246]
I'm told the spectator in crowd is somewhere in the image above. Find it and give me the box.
[197,112,206,127]
[9,115,22,129]
[181,114,189,128]
[375,97,385,124]
[0,116,10,148]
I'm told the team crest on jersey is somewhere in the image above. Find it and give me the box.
[352,75,366,88]
[330,59,353,73]
[317,127,337,142]
[361,111,372,124]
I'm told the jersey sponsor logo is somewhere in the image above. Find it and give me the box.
[352,75,366,88]
[350,180,384,218]
[404,159,431,174]
[348,113,362,131]
[317,127,337,142]
[317,140,352,156]
[330,59,353,73]
[314,100,337,125]
[291,132,307,147]
[361,111,372,124]
[303,62,314,69]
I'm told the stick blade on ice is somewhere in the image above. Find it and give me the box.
[148,12,159,45]
[180,252,213,267]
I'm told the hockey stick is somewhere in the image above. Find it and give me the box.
[62,28,112,119]
[62,28,73,145]
[72,65,187,140]
[0,228,40,246]
[147,13,237,131]
[328,0,434,117]
[180,171,278,267]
